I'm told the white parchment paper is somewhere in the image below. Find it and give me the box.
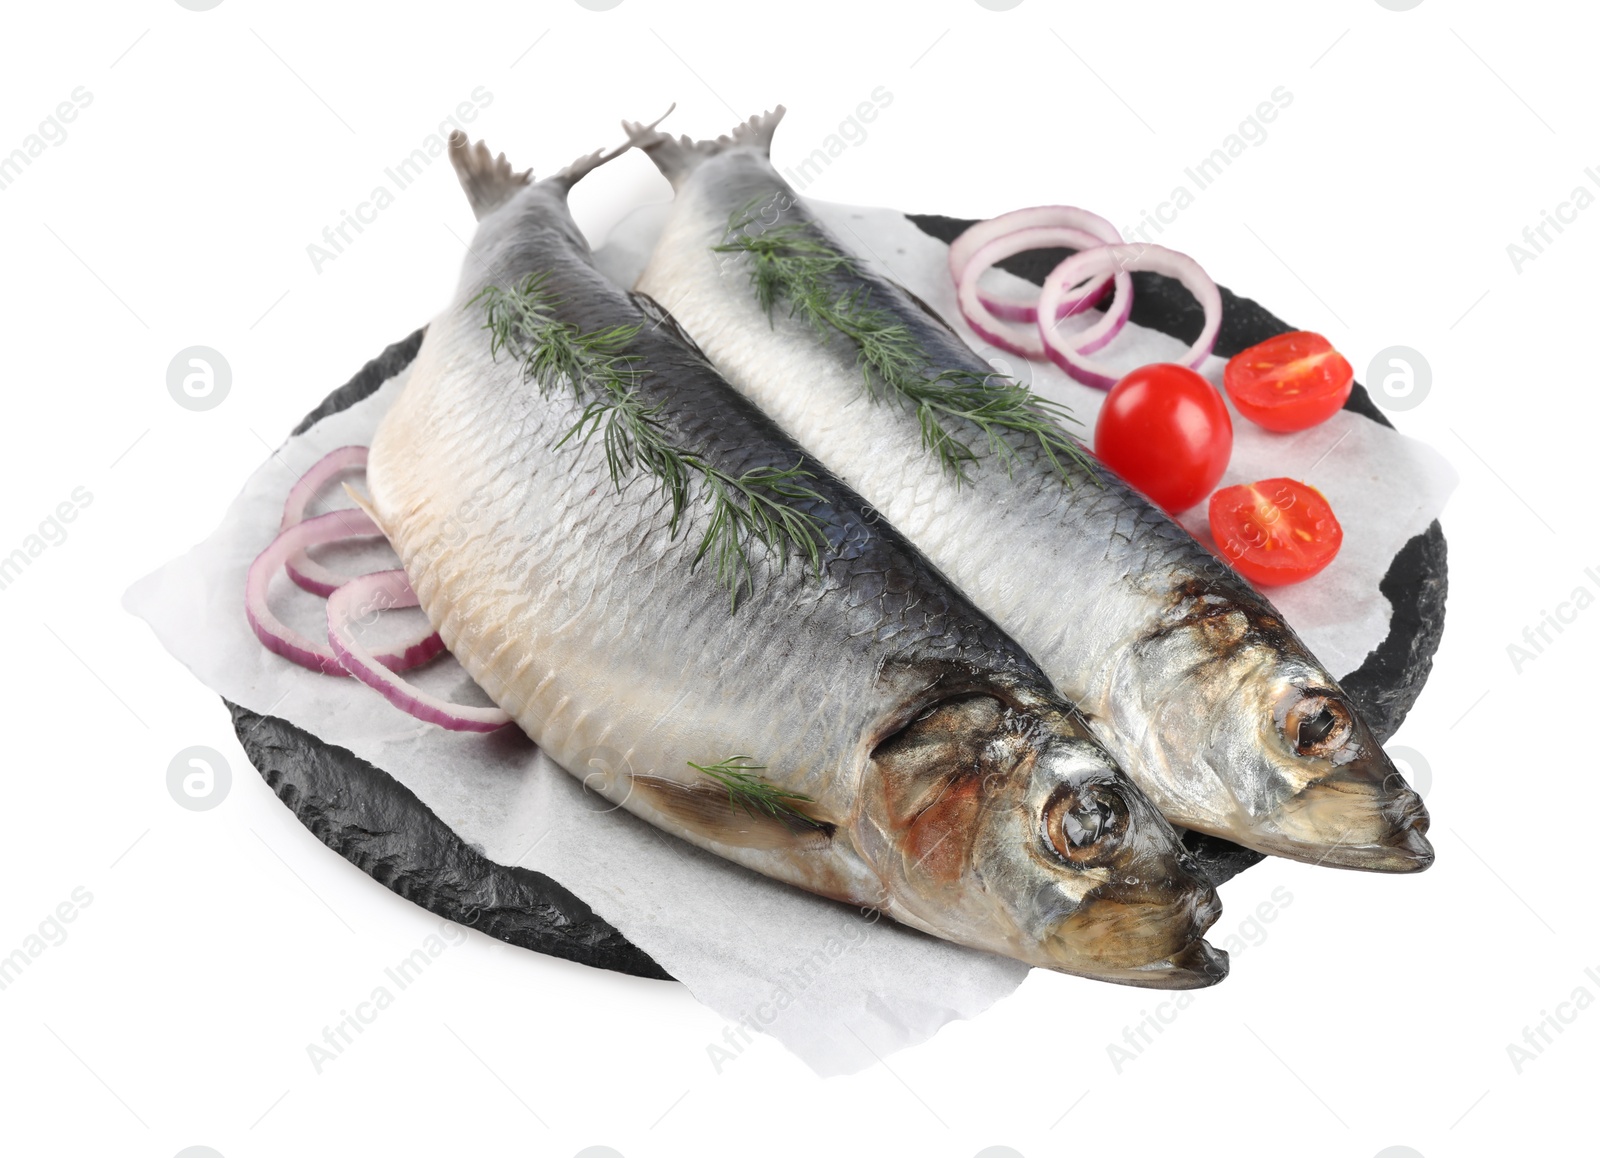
[127,200,1454,1076]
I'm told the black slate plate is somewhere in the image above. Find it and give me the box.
[228,215,1447,978]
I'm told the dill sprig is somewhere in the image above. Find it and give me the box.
[688,756,822,828]
[473,273,829,608]
[714,208,1097,486]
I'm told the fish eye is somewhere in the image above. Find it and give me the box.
[1286,693,1352,757]
[1042,783,1127,866]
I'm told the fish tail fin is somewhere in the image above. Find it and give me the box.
[546,105,675,195]
[447,132,532,220]
[622,105,785,190]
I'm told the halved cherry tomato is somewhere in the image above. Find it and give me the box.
[1094,363,1232,514]
[1208,477,1343,586]
[1223,331,1353,432]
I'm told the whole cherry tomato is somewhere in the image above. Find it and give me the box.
[1223,331,1353,432]
[1094,363,1233,514]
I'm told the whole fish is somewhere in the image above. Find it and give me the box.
[627,108,1433,873]
[361,130,1226,986]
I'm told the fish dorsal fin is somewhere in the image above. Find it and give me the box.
[622,106,785,190]
[448,132,532,220]
[891,279,969,345]
[628,289,712,362]
[629,774,835,852]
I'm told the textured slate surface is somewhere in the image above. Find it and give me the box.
[228,213,1448,975]
[230,702,669,979]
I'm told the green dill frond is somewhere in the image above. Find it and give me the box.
[714,211,1098,487]
[474,274,830,609]
[688,756,821,827]
[691,461,828,609]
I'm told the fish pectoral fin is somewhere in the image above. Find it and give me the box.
[340,481,384,533]
[630,775,835,852]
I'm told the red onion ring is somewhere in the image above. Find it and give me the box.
[246,510,445,676]
[327,570,512,733]
[958,226,1133,360]
[948,206,1123,322]
[1037,243,1222,390]
[280,446,373,596]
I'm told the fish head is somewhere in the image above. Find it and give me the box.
[1136,605,1434,873]
[862,693,1226,989]
[1220,652,1433,871]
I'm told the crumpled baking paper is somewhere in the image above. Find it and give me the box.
[126,200,1455,1077]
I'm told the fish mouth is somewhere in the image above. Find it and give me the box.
[1069,937,1231,990]
[1247,767,1435,873]
[1047,880,1224,973]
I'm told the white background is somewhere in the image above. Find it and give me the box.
[1,1,1594,1156]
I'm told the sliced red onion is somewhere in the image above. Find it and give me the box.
[948,206,1124,322]
[1037,243,1222,390]
[246,511,444,676]
[327,570,512,733]
[958,227,1133,360]
[280,445,373,596]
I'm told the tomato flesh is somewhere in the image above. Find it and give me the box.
[1208,477,1343,586]
[1094,363,1232,514]
[1223,331,1353,432]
